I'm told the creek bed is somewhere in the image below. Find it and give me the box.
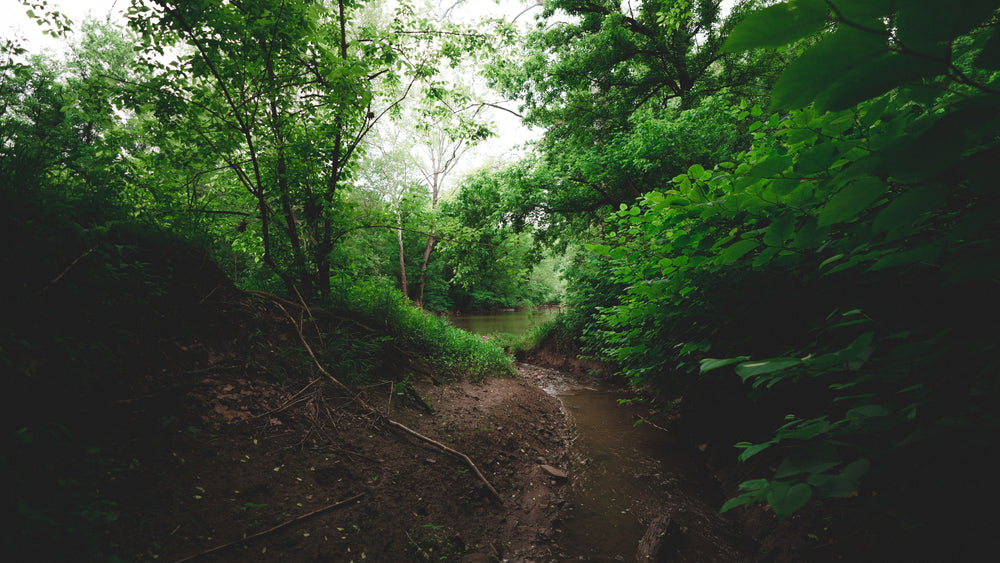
[525,363,750,562]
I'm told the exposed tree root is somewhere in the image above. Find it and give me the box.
[253,289,503,504]
[386,418,502,502]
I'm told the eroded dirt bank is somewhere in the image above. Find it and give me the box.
[8,281,575,562]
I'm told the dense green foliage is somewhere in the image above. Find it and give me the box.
[2,6,521,555]
[517,0,1000,529]
[7,0,1000,556]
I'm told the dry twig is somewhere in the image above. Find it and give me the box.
[173,492,365,562]
[256,289,503,504]
[386,419,501,501]
[42,245,97,293]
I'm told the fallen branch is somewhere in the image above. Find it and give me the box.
[42,245,97,293]
[386,418,501,502]
[270,290,503,504]
[635,414,671,434]
[253,377,321,420]
[173,492,365,562]
[292,285,325,348]
[406,530,432,560]
[274,302,353,396]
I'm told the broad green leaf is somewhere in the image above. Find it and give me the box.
[719,240,759,264]
[883,104,1000,182]
[687,163,707,180]
[753,246,780,267]
[846,404,889,420]
[737,442,774,461]
[700,356,751,373]
[749,154,794,178]
[897,0,1000,59]
[816,53,947,112]
[818,177,888,226]
[763,214,796,246]
[831,0,893,23]
[720,493,759,513]
[736,358,803,380]
[777,417,833,440]
[738,479,771,492]
[774,443,840,479]
[722,0,828,52]
[807,459,870,497]
[873,184,946,234]
[868,245,941,271]
[818,253,845,270]
[767,482,813,519]
[795,143,836,174]
[771,27,886,110]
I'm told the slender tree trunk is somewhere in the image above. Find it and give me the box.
[416,234,436,308]
[397,212,409,298]
[312,0,353,303]
[265,48,311,297]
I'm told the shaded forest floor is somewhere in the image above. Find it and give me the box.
[8,239,996,562]
[7,275,573,562]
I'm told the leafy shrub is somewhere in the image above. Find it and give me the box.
[578,0,1000,520]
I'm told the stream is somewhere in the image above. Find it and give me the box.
[535,367,749,562]
[455,311,748,561]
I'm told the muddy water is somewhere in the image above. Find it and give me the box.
[448,309,560,336]
[532,366,749,562]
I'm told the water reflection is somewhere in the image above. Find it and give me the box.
[448,309,560,337]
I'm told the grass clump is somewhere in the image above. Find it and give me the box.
[331,278,515,382]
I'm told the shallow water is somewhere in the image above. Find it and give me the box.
[533,366,748,562]
[447,309,560,337]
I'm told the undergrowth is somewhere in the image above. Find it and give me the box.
[330,278,515,382]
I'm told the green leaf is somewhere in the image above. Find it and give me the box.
[722,0,828,53]
[832,0,893,23]
[720,494,758,513]
[767,482,813,519]
[763,214,796,246]
[868,245,941,271]
[719,240,759,264]
[818,177,888,226]
[586,244,611,257]
[735,358,803,380]
[774,443,840,479]
[816,53,947,112]
[883,103,1000,182]
[700,356,751,373]
[771,27,886,110]
[846,404,889,420]
[737,442,774,461]
[777,417,833,440]
[687,163,707,180]
[808,458,870,497]
[873,184,946,234]
[738,479,771,492]
[975,27,1000,69]
[793,218,828,250]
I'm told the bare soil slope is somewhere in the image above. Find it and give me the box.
[8,281,570,562]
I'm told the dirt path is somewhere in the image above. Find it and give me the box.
[87,366,570,562]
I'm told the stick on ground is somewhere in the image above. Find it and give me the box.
[174,492,365,562]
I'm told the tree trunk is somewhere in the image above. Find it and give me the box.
[415,233,436,308]
[397,212,409,298]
